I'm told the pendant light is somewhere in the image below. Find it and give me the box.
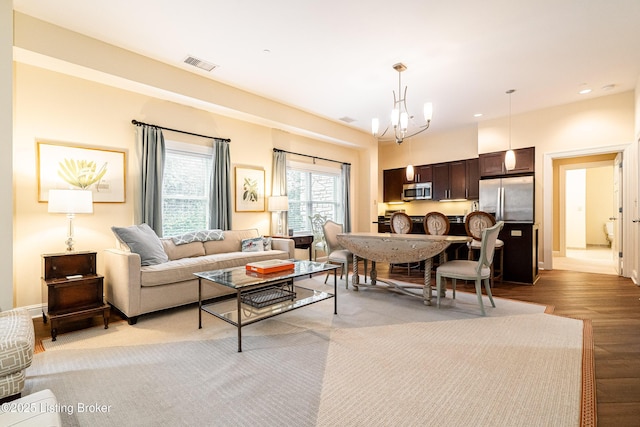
[504,89,516,171]
[406,137,415,181]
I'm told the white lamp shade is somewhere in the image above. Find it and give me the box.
[391,108,400,126]
[406,164,415,181]
[48,190,94,214]
[399,112,409,132]
[268,196,289,212]
[371,118,379,136]
[504,149,516,171]
[423,103,433,122]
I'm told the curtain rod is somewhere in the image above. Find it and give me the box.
[131,120,231,143]
[273,148,350,166]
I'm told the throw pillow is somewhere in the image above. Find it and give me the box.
[171,229,224,245]
[263,236,272,251]
[241,236,265,252]
[111,223,169,266]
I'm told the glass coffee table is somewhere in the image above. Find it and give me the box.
[195,260,339,352]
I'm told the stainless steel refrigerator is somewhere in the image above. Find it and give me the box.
[479,175,534,222]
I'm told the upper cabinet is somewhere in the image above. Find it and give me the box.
[383,168,405,202]
[383,157,480,202]
[479,147,535,177]
[465,158,479,200]
[432,160,473,200]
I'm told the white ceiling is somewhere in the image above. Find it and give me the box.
[13,0,640,136]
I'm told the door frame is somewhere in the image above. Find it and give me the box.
[543,144,632,275]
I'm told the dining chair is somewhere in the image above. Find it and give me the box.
[308,213,327,260]
[423,211,451,268]
[389,212,419,275]
[322,220,366,288]
[436,221,504,316]
[423,211,450,235]
[465,211,504,286]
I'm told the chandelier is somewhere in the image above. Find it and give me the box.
[371,63,433,144]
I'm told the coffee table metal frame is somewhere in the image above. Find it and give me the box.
[195,260,339,352]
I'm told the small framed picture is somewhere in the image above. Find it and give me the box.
[234,166,265,212]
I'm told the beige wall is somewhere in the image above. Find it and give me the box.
[586,166,615,246]
[13,63,366,308]
[11,12,378,309]
[1,0,12,309]
[480,91,635,263]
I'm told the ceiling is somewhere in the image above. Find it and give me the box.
[13,0,640,136]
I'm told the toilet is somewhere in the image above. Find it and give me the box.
[604,221,614,247]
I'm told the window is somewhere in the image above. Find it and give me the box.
[286,160,343,232]
[162,141,212,237]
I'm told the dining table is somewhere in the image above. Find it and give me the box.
[336,232,471,305]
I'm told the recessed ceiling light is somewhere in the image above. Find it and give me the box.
[262,49,271,54]
[602,84,615,91]
[473,113,483,118]
[579,88,592,95]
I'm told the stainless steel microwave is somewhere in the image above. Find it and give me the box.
[402,182,432,201]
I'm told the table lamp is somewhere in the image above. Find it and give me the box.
[48,189,94,252]
[268,196,289,236]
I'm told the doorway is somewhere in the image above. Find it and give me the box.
[553,156,619,275]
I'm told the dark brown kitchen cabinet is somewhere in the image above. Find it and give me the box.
[383,168,405,202]
[433,161,466,200]
[498,223,539,284]
[479,147,535,177]
[414,165,432,183]
[466,158,479,200]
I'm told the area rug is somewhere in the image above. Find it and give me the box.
[26,276,593,426]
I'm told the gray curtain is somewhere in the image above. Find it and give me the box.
[342,163,351,232]
[210,140,232,230]
[272,150,288,234]
[137,125,165,235]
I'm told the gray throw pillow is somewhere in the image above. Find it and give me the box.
[111,223,169,266]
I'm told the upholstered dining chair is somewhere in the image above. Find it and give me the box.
[423,211,450,236]
[389,212,419,275]
[309,213,327,260]
[465,211,504,286]
[423,211,451,268]
[322,220,367,288]
[436,221,504,316]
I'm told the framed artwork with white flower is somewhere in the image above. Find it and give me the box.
[234,165,265,212]
[37,141,126,203]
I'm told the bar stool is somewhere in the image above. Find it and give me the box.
[465,211,504,285]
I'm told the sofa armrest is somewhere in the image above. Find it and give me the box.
[271,238,295,259]
[103,248,142,318]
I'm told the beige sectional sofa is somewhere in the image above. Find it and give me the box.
[104,228,295,324]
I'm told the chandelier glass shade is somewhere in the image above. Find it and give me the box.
[504,89,516,171]
[372,63,433,144]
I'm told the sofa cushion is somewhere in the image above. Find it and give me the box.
[204,229,260,255]
[241,236,264,252]
[161,239,205,261]
[140,250,290,287]
[171,229,224,245]
[111,224,168,266]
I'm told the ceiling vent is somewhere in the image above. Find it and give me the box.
[339,116,357,124]
[183,55,218,72]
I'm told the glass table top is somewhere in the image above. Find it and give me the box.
[194,260,339,289]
